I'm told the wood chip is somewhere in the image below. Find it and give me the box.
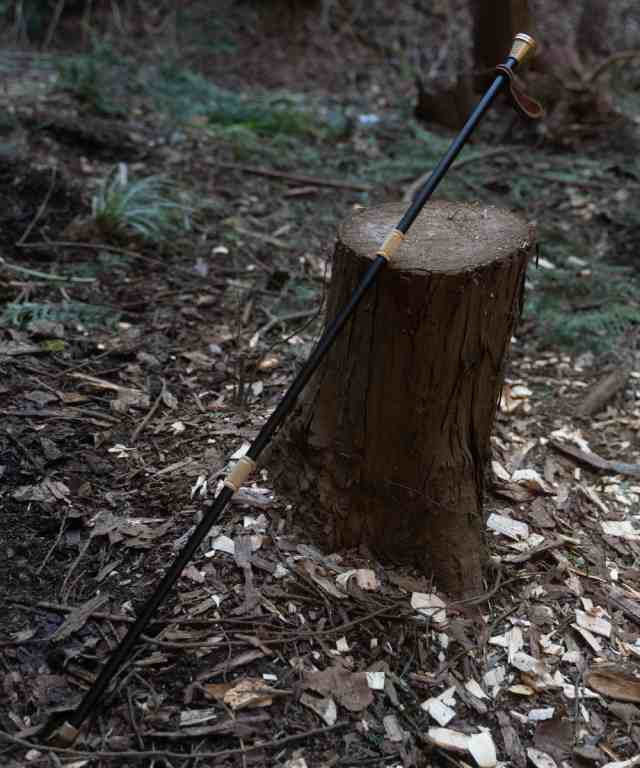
[428,727,470,753]
[487,513,529,540]
[575,609,612,638]
[422,697,456,726]
[468,731,497,768]
[527,747,558,768]
[383,714,405,742]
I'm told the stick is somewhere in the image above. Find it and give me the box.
[0,256,96,283]
[18,166,57,245]
[0,723,348,762]
[36,511,68,575]
[218,163,372,192]
[131,380,165,443]
[575,367,630,417]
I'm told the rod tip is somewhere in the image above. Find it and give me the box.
[510,33,537,65]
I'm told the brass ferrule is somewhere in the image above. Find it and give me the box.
[223,456,256,493]
[509,33,537,65]
[376,228,405,261]
[48,721,79,746]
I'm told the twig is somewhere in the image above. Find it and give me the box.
[16,240,197,277]
[588,50,640,83]
[254,309,318,342]
[6,599,277,628]
[0,723,348,761]
[18,166,57,245]
[59,527,97,603]
[131,380,165,443]
[218,162,372,192]
[42,0,66,50]
[234,226,295,251]
[36,511,68,575]
[0,257,96,283]
[16,239,260,278]
[126,688,144,751]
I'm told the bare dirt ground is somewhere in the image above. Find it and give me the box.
[2,3,640,767]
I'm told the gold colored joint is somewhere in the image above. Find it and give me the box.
[509,33,537,65]
[48,721,79,746]
[376,228,405,262]
[223,456,256,493]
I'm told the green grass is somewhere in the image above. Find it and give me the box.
[1,301,121,329]
[92,164,192,242]
[525,228,640,354]
[151,64,349,140]
[56,39,132,116]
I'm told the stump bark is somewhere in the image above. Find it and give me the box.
[270,201,533,596]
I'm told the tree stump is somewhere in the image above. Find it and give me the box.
[269,201,533,596]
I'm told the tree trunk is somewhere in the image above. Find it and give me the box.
[268,201,533,596]
[576,0,609,58]
[472,0,534,83]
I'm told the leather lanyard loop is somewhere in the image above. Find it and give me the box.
[495,63,545,120]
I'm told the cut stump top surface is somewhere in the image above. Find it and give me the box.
[339,200,530,274]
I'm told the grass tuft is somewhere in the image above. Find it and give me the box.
[92,164,192,242]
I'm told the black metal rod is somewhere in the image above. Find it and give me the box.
[398,58,516,234]
[50,35,536,744]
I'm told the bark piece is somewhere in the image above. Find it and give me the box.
[269,201,532,596]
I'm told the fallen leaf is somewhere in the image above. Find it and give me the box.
[13,479,70,503]
[304,664,373,712]
[584,664,640,703]
[299,560,347,600]
[223,678,278,710]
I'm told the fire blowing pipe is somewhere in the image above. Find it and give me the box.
[48,32,539,746]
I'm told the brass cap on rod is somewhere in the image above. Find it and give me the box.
[509,33,537,65]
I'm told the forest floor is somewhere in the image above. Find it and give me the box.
[1,3,640,767]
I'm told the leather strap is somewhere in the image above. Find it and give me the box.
[495,64,545,120]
